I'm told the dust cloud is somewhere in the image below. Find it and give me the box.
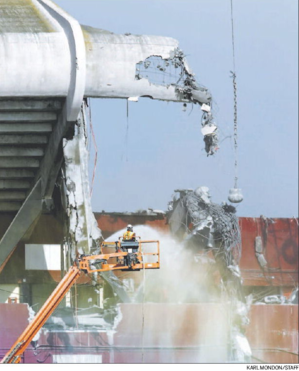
[106,225,233,363]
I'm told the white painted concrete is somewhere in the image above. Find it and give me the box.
[0,284,20,303]
[25,244,61,270]
[38,0,86,122]
[53,354,102,363]
[0,1,211,105]
[63,108,102,256]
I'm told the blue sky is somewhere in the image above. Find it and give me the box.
[55,0,298,217]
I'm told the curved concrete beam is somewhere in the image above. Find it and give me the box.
[38,0,86,122]
[0,1,70,97]
[83,25,211,104]
[0,0,211,105]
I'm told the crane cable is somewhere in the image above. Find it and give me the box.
[230,0,239,190]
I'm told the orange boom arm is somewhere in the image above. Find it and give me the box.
[1,240,160,364]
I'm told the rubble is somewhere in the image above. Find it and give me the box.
[46,305,122,331]
[167,186,253,361]
[288,288,298,304]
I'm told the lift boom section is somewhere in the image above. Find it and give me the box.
[1,239,160,364]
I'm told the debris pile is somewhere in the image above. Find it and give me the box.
[167,186,252,361]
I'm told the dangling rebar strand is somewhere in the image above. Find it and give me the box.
[88,99,98,197]
[230,0,238,189]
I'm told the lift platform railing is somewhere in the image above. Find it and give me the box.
[1,240,160,363]
[78,239,160,273]
[1,239,160,364]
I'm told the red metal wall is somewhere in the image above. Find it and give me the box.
[96,214,299,288]
[0,213,297,287]
[247,304,299,363]
[1,303,298,364]
[239,217,298,287]
[94,212,168,239]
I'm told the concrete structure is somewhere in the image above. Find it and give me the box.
[3,2,296,364]
[0,0,212,269]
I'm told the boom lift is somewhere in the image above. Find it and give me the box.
[1,239,160,364]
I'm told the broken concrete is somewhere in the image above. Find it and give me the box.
[135,48,211,104]
[200,105,219,156]
[0,0,215,269]
[83,25,211,105]
[167,187,252,361]
[62,103,102,258]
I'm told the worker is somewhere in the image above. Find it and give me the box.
[121,225,138,268]
[122,224,136,241]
